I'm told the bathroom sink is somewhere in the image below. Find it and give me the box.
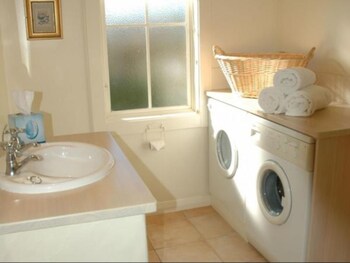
[0,142,115,194]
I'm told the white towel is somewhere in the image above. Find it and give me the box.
[284,85,333,117]
[258,86,286,114]
[273,67,316,95]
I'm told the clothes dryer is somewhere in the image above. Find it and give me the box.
[207,98,250,239]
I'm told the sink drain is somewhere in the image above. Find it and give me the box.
[28,175,42,184]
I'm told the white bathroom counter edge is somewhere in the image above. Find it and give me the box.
[0,132,157,235]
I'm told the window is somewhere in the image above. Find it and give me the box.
[104,0,197,113]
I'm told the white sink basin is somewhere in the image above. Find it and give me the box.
[0,142,115,194]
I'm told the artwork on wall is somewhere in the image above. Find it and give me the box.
[25,0,62,40]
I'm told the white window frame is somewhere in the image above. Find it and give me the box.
[84,0,202,135]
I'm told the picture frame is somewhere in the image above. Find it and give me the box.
[25,0,62,40]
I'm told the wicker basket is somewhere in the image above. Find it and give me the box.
[213,45,316,98]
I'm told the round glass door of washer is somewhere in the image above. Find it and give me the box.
[216,130,238,179]
[257,160,292,225]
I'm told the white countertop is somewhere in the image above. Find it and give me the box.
[207,90,350,139]
[0,132,157,235]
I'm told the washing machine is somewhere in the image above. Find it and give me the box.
[245,113,315,262]
[207,98,250,239]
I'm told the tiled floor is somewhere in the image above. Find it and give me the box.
[146,206,267,262]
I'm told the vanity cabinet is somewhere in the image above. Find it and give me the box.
[0,132,156,262]
[207,91,350,262]
[0,214,148,261]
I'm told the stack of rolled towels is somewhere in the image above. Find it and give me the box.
[258,67,333,116]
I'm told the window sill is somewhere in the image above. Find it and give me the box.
[105,109,204,135]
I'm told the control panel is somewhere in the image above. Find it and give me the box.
[250,122,315,172]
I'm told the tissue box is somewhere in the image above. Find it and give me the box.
[8,112,46,144]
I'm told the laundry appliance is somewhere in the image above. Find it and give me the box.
[207,98,250,239]
[244,113,315,262]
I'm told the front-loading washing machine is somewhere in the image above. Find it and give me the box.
[245,114,315,262]
[207,98,250,239]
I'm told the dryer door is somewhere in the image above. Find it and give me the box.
[216,130,238,179]
[257,160,292,225]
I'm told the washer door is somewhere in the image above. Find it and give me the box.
[216,130,238,179]
[257,160,292,225]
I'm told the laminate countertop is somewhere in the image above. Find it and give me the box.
[0,132,156,235]
[207,90,350,139]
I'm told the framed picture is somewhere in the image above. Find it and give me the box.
[25,0,62,40]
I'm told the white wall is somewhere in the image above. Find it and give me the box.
[113,128,209,210]
[1,0,350,211]
[83,0,212,211]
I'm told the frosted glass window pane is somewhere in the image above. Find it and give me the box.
[105,0,145,25]
[148,0,186,23]
[150,27,187,107]
[107,27,148,111]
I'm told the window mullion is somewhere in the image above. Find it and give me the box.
[145,1,152,109]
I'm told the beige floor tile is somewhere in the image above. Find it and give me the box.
[147,218,202,249]
[147,211,186,225]
[147,206,267,262]
[147,237,154,251]
[148,250,161,262]
[156,241,222,262]
[207,232,267,262]
[188,212,234,239]
[183,206,216,218]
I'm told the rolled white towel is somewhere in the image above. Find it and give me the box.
[273,67,316,95]
[258,86,286,114]
[284,85,333,117]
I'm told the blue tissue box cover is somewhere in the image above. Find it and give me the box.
[8,113,46,143]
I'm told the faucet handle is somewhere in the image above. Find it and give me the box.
[0,141,15,152]
[2,126,25,151]
[3,127,25,138]
[3,126,24,138]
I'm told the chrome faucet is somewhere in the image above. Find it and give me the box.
[1,126,41,176]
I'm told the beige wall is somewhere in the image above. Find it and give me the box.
[1,0,350,210]
[0,1,9,134]
[209,0,350,105]
[3,0,350,131]
[0,0,92,137]
[275,0,350,104]
[0,40,8,133]
[207,0,277,90]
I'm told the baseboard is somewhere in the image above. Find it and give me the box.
[155,195,211,213]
